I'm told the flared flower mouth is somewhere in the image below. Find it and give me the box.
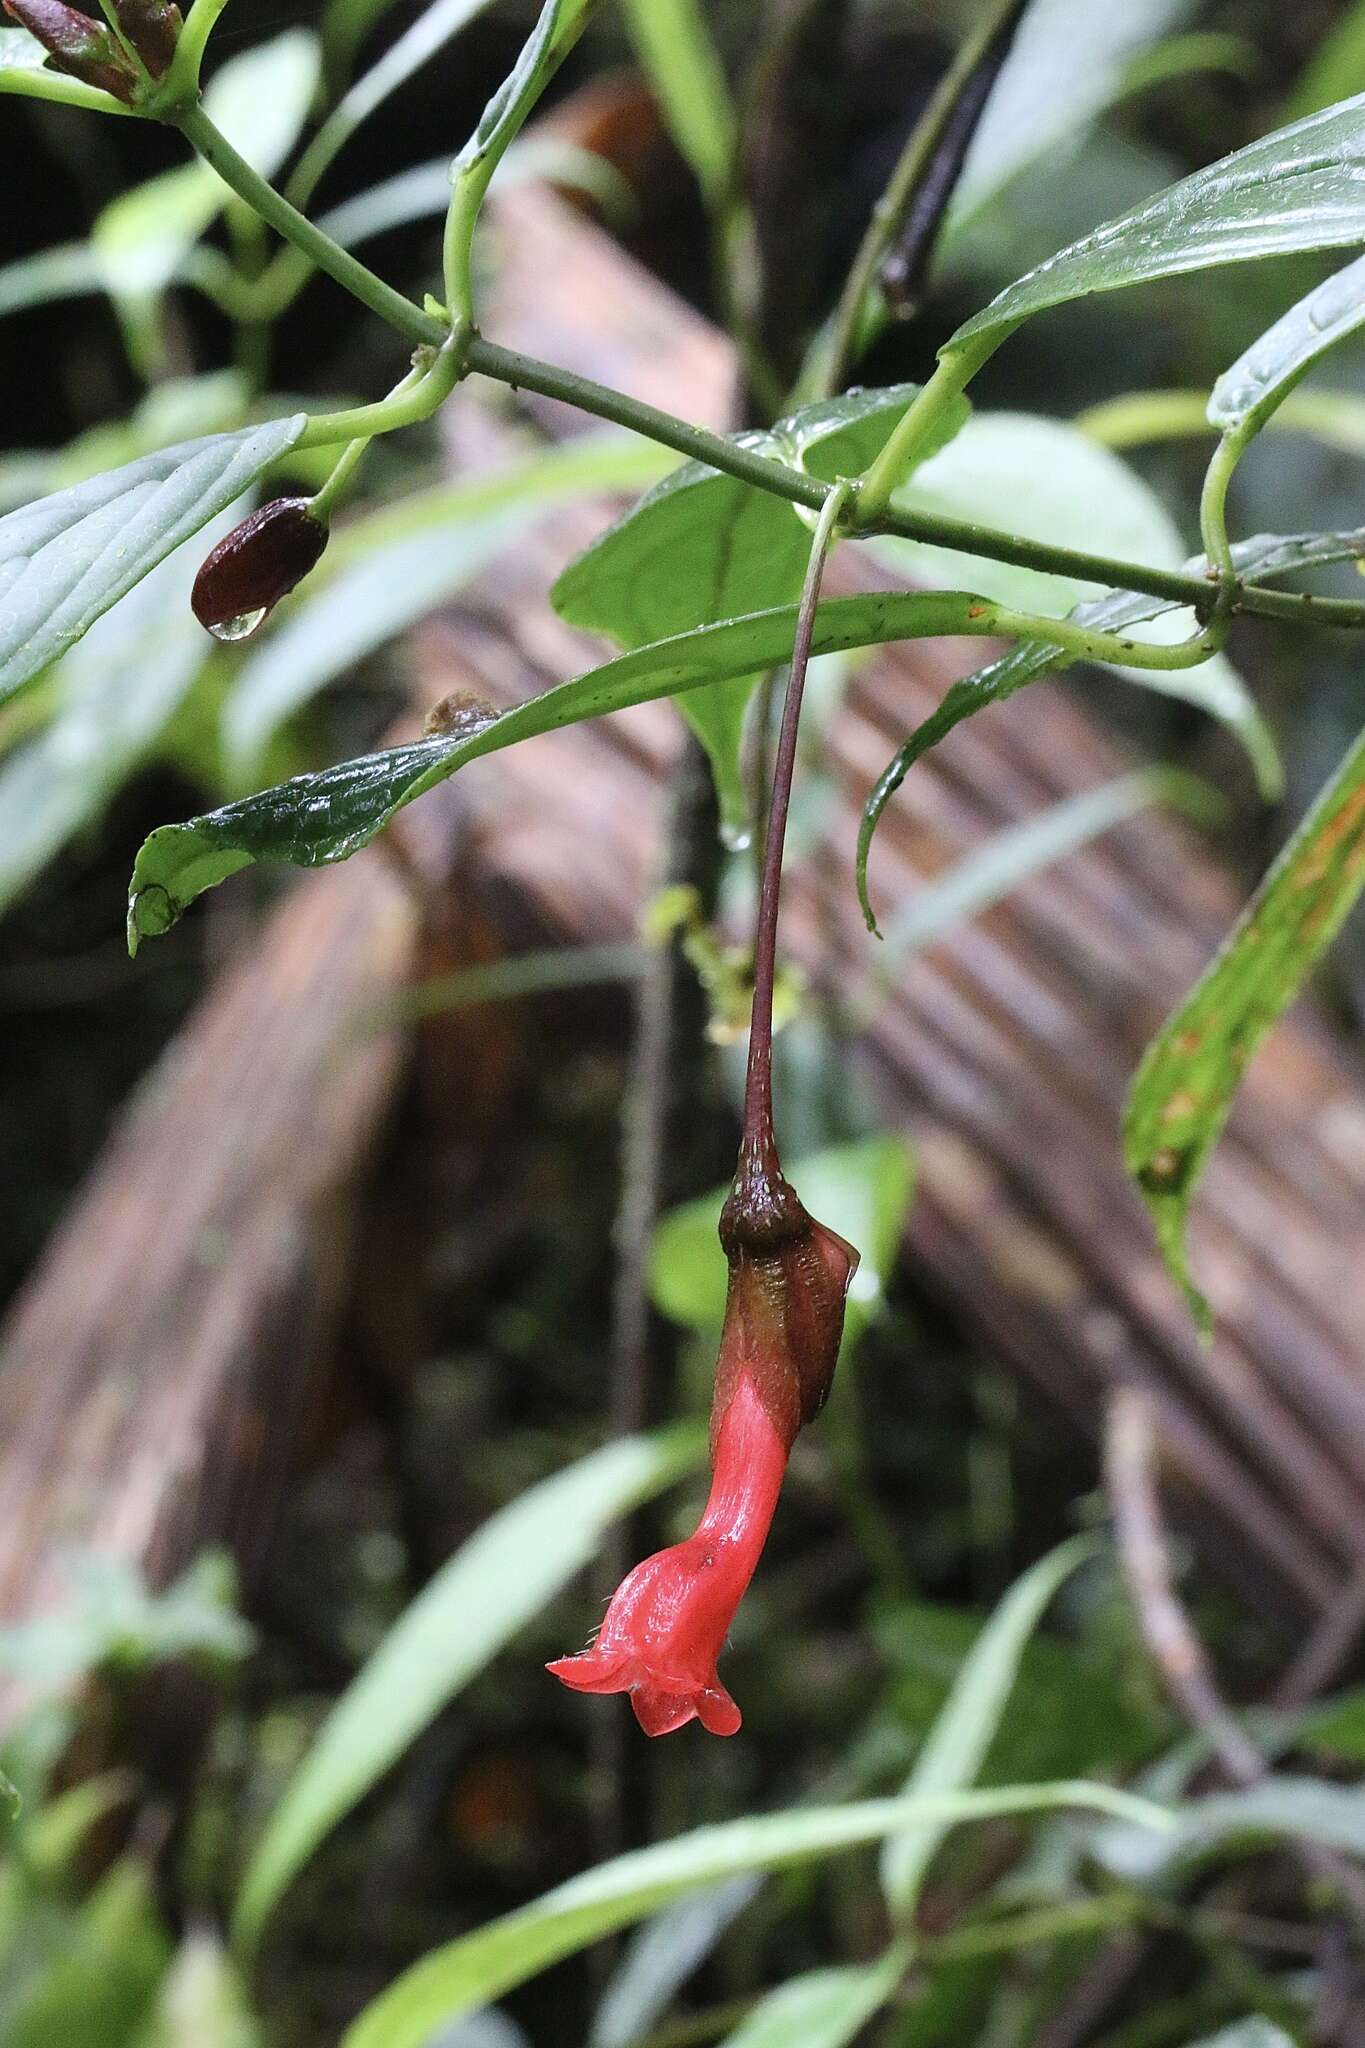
[548,1373,788,1737]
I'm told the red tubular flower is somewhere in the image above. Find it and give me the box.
[549,1171,856,1737]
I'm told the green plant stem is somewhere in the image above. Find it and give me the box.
[855,343,988,521]
[159,0,231,100]
[458,338,1365,630]
[1199,430,1244,583]
[0,66,136,113]
[169,100,445,348]
[296,335,466,448]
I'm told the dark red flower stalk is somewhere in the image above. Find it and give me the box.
[550,483,854,1737]
[191,497,328,641]
[4,0,138,99]
[112,0,181,76]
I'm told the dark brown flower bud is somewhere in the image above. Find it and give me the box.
[112,0,180,76]
[3,0,138,100]
[191,498,328,642]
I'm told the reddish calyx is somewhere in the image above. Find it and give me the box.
[4,0,138,100]
[549,1170,857,1738]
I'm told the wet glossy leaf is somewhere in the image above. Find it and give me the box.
[0,521,210,911]
[128,588,976,948]
[1209,248,1365,435]
[234,1429,703,1950]
[0,416,305,707]
[953,91,1365,352]
[1125,718,1365,1330]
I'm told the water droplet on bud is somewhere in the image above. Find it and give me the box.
[207,607,269,644]
[720,819,752,853]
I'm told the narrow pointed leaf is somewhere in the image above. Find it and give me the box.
[1209,247,1365,435]
[128,589,977,948]
[881,1537,1095,1919]
[341,1783,1170,2048]
[716,1952,905,2048]
[952,91,1365,352]
[234,1428,703,1950]
[0,418,305,706]
[1125,719,1365,1330]
[855,522,1365,930]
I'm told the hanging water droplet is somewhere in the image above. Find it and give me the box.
[207,606,269,644]
[720,817,752,853]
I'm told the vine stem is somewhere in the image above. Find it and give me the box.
[737,481,851,1187]
[458,340,1365,631]
[170,101,445,348]
[106,91,1365,637]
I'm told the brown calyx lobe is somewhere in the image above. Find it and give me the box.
[4,0,137,98]
[112,0,181,74]
[191,498,328,632]
[714,1147,858,1452]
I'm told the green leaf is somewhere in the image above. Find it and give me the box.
[341,1782,1171,2048]
[0,521,210,912]
[619,0,735,204]
[296,0,498,207]
[717,1954,905,2048]
[853,519,1365,933]
[1209,248,1365,436]
[1125,717,1365,1330]
[225,433,670,776]
[233,1428,704,1950]
[1183,2025,1295,2048]
[1,1859,169,2048]
[127,588,979,948]
[650,1137,915,1347]
[880,1537,1095,1921]
[552,385,968,830]
[1096,1774,1365,1882]
[590,1880,760,2048]
[946,0,1196,231]
[453,0,589,187]
[0,417,305,708]
[951,91,1365,353]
